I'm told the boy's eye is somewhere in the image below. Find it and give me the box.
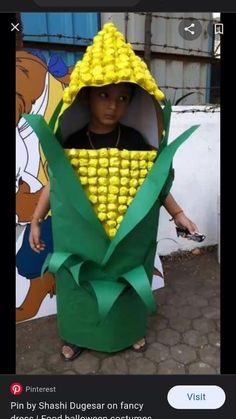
[99,92,108,99]
[119,95,129,102]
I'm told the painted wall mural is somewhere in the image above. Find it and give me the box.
[16,50,72,322]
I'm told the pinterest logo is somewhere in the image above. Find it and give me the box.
[10,383,23,396]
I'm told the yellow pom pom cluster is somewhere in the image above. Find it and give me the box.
[65,148,157,238]
[61,22,165,113]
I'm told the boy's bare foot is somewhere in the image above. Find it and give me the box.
[61,343,83,361]
[132,338,146,352]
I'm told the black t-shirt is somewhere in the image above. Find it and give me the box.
[63,124,153,151]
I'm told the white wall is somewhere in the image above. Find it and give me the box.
[157,106,220,255]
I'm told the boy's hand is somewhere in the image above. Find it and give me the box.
[174,211,198,235]
[29,221,46,253]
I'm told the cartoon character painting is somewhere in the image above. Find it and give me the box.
[16,50,72,322]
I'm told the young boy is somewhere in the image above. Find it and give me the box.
[30,81,197,360]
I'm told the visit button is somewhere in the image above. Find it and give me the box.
[167,385,226,409]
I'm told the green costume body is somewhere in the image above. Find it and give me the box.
[24,23,199,352]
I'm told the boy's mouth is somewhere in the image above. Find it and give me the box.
[104,114,116,120]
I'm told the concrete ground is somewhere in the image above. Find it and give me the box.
[16,246,220,375]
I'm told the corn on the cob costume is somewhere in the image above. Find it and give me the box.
[24,23,199,352]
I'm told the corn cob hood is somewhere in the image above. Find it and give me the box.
[56,22,165,147]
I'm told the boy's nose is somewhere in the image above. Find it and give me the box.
[108,100,117,110]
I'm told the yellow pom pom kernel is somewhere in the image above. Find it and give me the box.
[108,194,117,203]
[130,160,139,170]
[99,148,108,157]
[108,228,117,238]
[63,93,71,104]
[88,167,97,177]
[88,150,98,158]
[99,158,109,168]
[89,195,98,204]
[155,89,165,102]
[130,151,140,159]
[80,177,88,185]
[93,35,102,44]
[107,211,116,220]
[88,177,97,185]
[105,64,115,73]
[140,169,148,178]
[139,151,148,160]
[70,158,79,168]
[104,71,117,83]
[147,161,154,170]
[103,55,114,66]
[117,215,124,224]
[116,39,125,49]
[107,203,117,211]
[118,53,130,61]
[118,69,131,80]
[97,167,108,176]
[69,83,78,96]
[109,176,119,186]
[98,195,107,204]
[98,177,108,186]
[130,170,139,178]
[108,185,119,195]
[109,148,119,157]
[80,73,93,85]
[120,169,130,177]
[79,149,88,158]
[135,72,145,83]
[92,50,102,59]
[118,196,127,204]
[120,187,128,196]
[121,149,130,159]
[68,149,79,158]
[139,160,147,169]
[98,212,107,222]
[78,167,88,176]
[121,159,130,168]
[80,64,90,74]
[89,158,98,168]
[110,157,120,167]
[127,197,133,205]
[118,205,127,214]
[106,47,115,56]
[98,204,106,212]
[107,220,117,228]
[129,178,138,188]
[148,150,157,161]
[98,186,108,195]
[129,187,137,196]
[89,186,97,194]
[120,177,129,186]
[109,167,119,176]
[138,178,145,186]
[92,65,103,74]
[79,158,89,167]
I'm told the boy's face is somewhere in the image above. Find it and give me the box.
[88,83,132,130]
